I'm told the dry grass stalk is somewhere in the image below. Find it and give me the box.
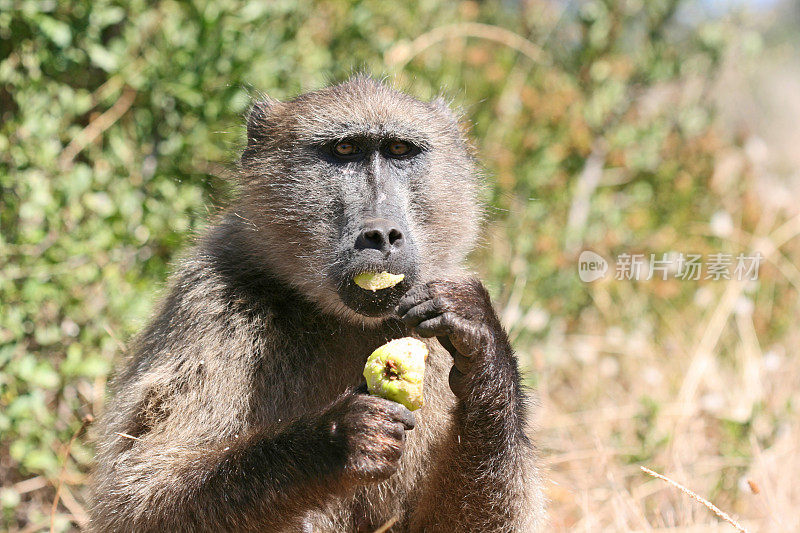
[384,22,549,69]
[114,431,142,441]
[50,415,93,533]
[58,86,137,170]
[372,515,399,533]
[640,466,749,533]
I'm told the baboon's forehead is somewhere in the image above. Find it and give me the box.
[283,79,451,146]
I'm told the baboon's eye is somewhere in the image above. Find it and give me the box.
[333,141,359,157]
[386,141,412,157]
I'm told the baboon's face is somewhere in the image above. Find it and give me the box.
[240,78,481,321]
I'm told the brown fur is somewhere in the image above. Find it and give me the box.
[88,77,545,532]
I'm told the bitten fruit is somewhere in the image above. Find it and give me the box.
[363,337,428,411]
[353,271,405,291]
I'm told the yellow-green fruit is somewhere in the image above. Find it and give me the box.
[353,271,405,291]
[363,337,428,411]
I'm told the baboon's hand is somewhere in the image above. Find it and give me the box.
[396,279,510,400]
[322,391,415,485]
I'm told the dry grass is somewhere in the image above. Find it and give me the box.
[640,467,749,532]
[510,302,800,531]
[505,213,800,530]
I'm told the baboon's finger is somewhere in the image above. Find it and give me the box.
[399,298,441,327]
[395,285,431,316]
[415,313,455,338]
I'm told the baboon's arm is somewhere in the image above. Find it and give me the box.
[89,279,342,530]
[398,279,544,531]
[91,404,345,532]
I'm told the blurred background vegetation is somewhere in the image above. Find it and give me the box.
[2,0,799,530]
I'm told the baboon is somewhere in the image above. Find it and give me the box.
[89,76,545,532]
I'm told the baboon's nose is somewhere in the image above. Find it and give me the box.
[355,218,405,254]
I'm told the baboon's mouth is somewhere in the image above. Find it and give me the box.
[336,266,416,317]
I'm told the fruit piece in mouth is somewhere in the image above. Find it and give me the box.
[353,271,405,291]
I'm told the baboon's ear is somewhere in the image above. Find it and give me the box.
[246,98,278,146]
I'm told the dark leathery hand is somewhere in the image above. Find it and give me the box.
[396,279,506,398]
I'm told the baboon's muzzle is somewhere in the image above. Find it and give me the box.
[335,216,419,317]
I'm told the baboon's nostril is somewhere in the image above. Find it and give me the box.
[356,219,406,253]
[388,229,403,246]
[363,229,384,246]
